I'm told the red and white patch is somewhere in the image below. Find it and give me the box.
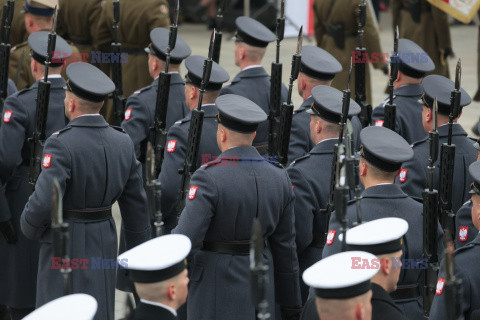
[398,168,408,183]
[188,186,198,200]
[326,230,336,246]
[458,226,469,242]
[167,140,177,153]
[124,108,132,121]
[42,154,52,168]
[3,110,12,123]
[375,120,384,127]
[436,278,445,295]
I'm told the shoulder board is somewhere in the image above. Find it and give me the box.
[411,196,423,204]
[289,154,311,166]
[411,136,428,147]
[16,87,31,96]
[462,200,472,207]
[382,96,396,107]
[469,137,477,142]
[202,157,222,168]
[133,85,152,96]
[110,125,126,133]
[11,41,27,53]
[265,157,282,168]
[347,198,357,205]
[53,126,72,136]
[455,242,476,254]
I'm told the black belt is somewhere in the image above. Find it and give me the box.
[70,38,92,46]
[121,47,146,55]
[63,207,112,221]
[390,285,420,300]
[202,241,251,255]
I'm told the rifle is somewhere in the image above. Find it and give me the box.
[151,0,180,177]
[250,218,270,319]
[334,144,349,252]
[277,26,302,166]
[439,59,461,236]
[319,60,353,247]
[384,26,399,131]
[112,0,126,126]
[146,142,163,237]
[267,0,285,159]
[28,7,58,194]
[212,0,227,64]
[345,120,362,227]
[176,30,216,217]
[51,178,71,296]
[0,0,14,119]
[422,97,439,319]
[354,0,371,128]
[444,231,464,320]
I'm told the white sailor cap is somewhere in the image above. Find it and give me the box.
[303,251,379,299]
[23,294,97,320]
[117,234,192,283]
[339,218,409,255]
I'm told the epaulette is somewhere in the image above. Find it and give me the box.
[347,198,357,205]
[265,157,282,168]
[411,136,428,148]
[16,87,31,96]
[455,242,476,254]
[289,154,311,166]
[133,85,152,96]
[202,157,222,168]
[411,196,423,204]
[52,126,72,136]
[462,200,472,207]
[382,96,396,107]
[469,137,478,143]
[110,125,126,133]
[11,41,27,53]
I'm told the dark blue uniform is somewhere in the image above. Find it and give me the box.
[219,66,288,147]
[159,104,221,233]
[173,146,301,319]
[430,233,480,319]
[0,77,68,309]
[323,184,444,320]
[121,73,188,170]
[372,84,427,144]
[397,124,477,214]
[455,200,478,248]
[20,115,150,320]
[132,302,177,320]
[287,138,336,302]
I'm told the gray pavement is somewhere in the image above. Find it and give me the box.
[114,11,480,319]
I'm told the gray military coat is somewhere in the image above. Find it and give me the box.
[20,115,150,320]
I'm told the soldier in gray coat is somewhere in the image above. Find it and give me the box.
[287,85,360,303]
[159,55,229,234]
[219,16,287,151]
[20,63,151,320]
[121,28,191,174]
[372,39,435,144]
[323,126,444,320]
[173,94,302,320]
[397,75,477,214]
[0,32,72,320]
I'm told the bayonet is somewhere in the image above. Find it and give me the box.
[443,230,464,320]
[334,144,349,251]
[0,0,14,118]
[212,0,227,63]
[347,56,352,91]
[146,142,163,236]
[165,0,179,73]
[111,0,126,126]
[51,178,62,227]
[250,218,270,319]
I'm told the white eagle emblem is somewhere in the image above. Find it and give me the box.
[326,230,336,246]
[436,278,445,295]
[3,110,12,123]
[124,108,132,121]
[42,154,52,168]
[399,169,408,183]
[167,140,177,153]
[188,186,198,200]
[459,227,468,242]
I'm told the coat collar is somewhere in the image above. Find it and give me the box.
[371,283,405,314]
[309,138,338,155]
[153,72,184,86]
[394,84,423,97]
[231,66,269,83]
[437,123,468,138]
[134,302,177,320]
[296,96,314,113]
[183,104,218,121]
[31,77,66,89]
[362,183,409,199]
[68,114,109,128]
[218,145,264,162]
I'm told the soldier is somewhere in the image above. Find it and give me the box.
[302,251,379,320]
[372,38,435,144]
[301,218,410,320]
[95,0,170,100]
[56,0,102,62]
[312,0,386,105]
[220,16,287,151]
[391,0,452,78]
[455,140,480,248]
[23,294,98,320]
[20,62,151,320]
[287,85,361,303]
[118,234,191,320]
[172,94,302,319]
[323,126,444,319]
[429,161,480,319]
[122,27,191,171]
[0,0,27,47]
[288,45,342,163]
[0,31,71,320]
[159,55,229,234]
[397,75,476,214]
